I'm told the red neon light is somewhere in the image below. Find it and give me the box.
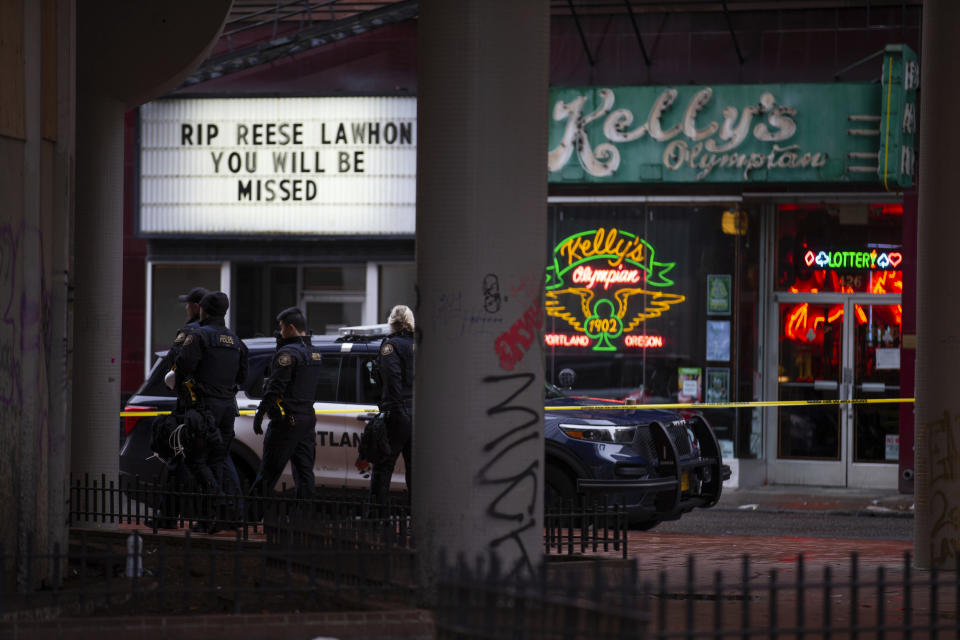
[872,204,903,216]
[785,303,809,341]
[828,307,844,324]
[871,271,903,295]
[544,333,591,347]
[624,335,664,348]
[571,264,642,290]
[855,305,869,325]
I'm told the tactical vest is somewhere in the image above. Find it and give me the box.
[193,324,243,399]
[278,340,324,415]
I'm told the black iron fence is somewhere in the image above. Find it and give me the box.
[1,528,416,619]
[69,474,628,558]
[434,552,960,639]
[12,475,954,637]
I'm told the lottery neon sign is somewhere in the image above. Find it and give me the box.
[803,249,903,270]
[545,227,685,351]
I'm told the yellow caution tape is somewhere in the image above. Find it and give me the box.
[545,397,915,411]
[120,397,915,418]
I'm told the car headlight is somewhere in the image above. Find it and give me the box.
[559,424,637,444]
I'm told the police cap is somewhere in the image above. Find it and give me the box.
[276,306,306,331]
[178,287,209,303]
[199,291,229,317]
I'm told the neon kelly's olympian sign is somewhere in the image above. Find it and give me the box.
[803,249,904,270]
[547,46,917,187]
[545,228,685,352]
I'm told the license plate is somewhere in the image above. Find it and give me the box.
[681,472,690,492]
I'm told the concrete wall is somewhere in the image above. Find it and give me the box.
[0,0,75,590]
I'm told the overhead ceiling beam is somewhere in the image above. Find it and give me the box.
[181,0,417,87]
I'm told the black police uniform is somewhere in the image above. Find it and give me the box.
[175,315,248,496]
[149,316,202,527]
[249,335,323,500]
[370,329,414,506]
[160,317,201,413]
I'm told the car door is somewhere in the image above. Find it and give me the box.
[311,353,356,488]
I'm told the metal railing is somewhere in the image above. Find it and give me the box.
[1,528,416,618]
[435,552,960,639]
[68,474,628,558]
[6,476,959,637]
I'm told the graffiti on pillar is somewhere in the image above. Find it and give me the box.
[493,297,543,371]
[477,371,541,580]
[927,410,960,566]
[482,274,501,313]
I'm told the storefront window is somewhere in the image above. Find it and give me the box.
[234,264,366,337]
[775,204,903,294]
[234,265,296,338]
[150,263,221,353]
[545,204,760,452]
[303,265,365,291]
[379,263,417,323]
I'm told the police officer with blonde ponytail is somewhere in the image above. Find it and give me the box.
[371,305,415,508]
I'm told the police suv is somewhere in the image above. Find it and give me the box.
[120,324,726,528]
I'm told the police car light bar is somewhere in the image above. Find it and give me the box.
[339,324,391,337]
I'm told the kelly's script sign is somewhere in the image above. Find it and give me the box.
[548,45,916,187]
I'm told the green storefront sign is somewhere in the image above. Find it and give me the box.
[548,45,916,187]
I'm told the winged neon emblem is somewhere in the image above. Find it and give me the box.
[544,228,687,351]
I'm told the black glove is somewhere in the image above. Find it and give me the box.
[253,405,267,435]
[267,401,285,421]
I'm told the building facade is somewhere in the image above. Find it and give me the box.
[121,2,922,490]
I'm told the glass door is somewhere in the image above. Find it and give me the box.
[772,295,847,485]
[845,296,901,487]
[769,294,901,487]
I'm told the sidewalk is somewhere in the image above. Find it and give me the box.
[716,484,915,517]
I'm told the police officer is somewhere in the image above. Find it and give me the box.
[160,287,207,381]
[174,291,248,532]
[151,286,208,528]
[370,305,415,508]
[249,307,323,501]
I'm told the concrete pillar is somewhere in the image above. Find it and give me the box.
[414,0,550,584]
[0,0,75,590]
[70,0,231,497]
[71,92,125,487]
[914,0,960,569]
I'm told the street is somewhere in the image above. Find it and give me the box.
[652,508,913,541]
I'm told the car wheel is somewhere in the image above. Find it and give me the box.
[545,464,579,511]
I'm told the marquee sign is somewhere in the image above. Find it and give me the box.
[545,228,685,351]
[548,45,916,187]
[138,97,416,237]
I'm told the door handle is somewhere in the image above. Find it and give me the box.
[814,380,838,391]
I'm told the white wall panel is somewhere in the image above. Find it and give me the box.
[139,97,417,236]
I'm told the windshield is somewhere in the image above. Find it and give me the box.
[136,354,176,398]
